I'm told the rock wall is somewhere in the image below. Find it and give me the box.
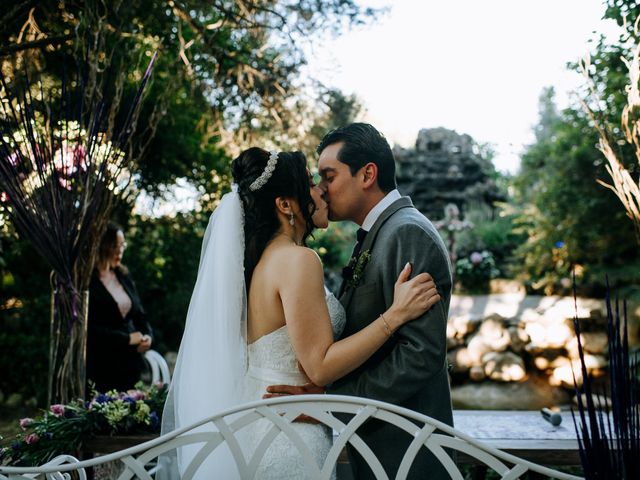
[447,293,639,409]
[394,128,503,220]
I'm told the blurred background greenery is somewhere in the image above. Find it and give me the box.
[1,0,639,407]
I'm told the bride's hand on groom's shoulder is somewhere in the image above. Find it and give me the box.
[389,263,440,324]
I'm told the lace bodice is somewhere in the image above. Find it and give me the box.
[247,289,346,384]
[244,289,345,479]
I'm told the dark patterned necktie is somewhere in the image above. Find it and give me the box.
[351,228,368,261]
[339,228,368,296]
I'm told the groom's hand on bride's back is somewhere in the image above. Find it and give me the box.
[263,383,325,424]
[263,382,325,398]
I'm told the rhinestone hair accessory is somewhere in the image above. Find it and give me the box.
[249,151,279,191]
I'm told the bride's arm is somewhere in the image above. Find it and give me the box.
[280,248,438,387]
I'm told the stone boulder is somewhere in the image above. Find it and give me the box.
[482,351,526,382]
[565,332,608,358]
[549,355,607,388]
[478,315,511,351]
[469,365,486,382]
[524,320,573,350]
[448,347,474,373]
[451,375,571,410]
[447,314,483,339]
[508,325,530,353]
[466,334,492,365]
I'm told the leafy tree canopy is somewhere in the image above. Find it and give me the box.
[0,0,377,197]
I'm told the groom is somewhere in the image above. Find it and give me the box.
[269,123,453,479]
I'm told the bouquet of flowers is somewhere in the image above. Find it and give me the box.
[0,382,167,467]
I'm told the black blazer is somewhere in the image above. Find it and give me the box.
[86,269,153,393]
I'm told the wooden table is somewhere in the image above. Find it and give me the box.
[453,410,581,466]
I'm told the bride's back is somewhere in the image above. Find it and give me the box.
[247,239,301,343]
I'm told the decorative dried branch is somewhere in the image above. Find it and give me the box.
[571,277,640,479]
[580,22,640,244]
[0,53,156,402]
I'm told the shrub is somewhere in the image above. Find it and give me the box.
[455,250,500,293]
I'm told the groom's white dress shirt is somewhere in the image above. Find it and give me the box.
[360,189,401,232]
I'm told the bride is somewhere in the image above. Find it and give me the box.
[160,148,440,479]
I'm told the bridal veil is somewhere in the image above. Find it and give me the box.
[158,185,247,479]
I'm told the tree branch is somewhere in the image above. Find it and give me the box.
[0,34,73,57]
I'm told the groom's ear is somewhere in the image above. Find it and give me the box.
[361,162,378,190]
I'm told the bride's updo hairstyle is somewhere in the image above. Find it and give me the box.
[232,147,315,288]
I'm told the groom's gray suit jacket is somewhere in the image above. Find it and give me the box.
[327,196,453,479]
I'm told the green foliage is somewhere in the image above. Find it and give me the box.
[1,1,375,196]
[0,332,48,405]
[454,203,523,276]
[0,234,50,405]
[0,382,167,467]
[122,210,212,352]
[299,89,366,158]
[133,81,231,197]
[307,221,357,293]
[511,87,640,294]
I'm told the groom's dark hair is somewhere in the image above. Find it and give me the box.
[316,123,397,193]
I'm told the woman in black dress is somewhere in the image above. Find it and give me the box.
[86,222,153,394]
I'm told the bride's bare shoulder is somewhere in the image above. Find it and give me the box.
[274,244,321,264]
[267,245,321,276]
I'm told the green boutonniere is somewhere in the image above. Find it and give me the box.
[346,250,371,290]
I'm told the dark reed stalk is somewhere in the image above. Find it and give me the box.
[0,53,156,403]
[571,275,640,479]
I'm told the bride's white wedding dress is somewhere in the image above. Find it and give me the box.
[160,189,349,479]
[244,288,346,479]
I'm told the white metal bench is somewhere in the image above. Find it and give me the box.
[144,350,171,385]
[0,395,584,480]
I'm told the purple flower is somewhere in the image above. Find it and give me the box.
[24,433,39,445]
[50,404,65,417]
[94,393,111,404]
[43,432,53,441]
[19,418,33,430]
[123,396,136,406]
[149,411,159,428]
[470,252,483,266]
[555,241,565,248]
[126,390,146,401]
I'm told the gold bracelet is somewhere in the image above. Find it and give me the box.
[380,313,392,337]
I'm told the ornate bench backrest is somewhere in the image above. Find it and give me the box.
[0,395,583,480]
